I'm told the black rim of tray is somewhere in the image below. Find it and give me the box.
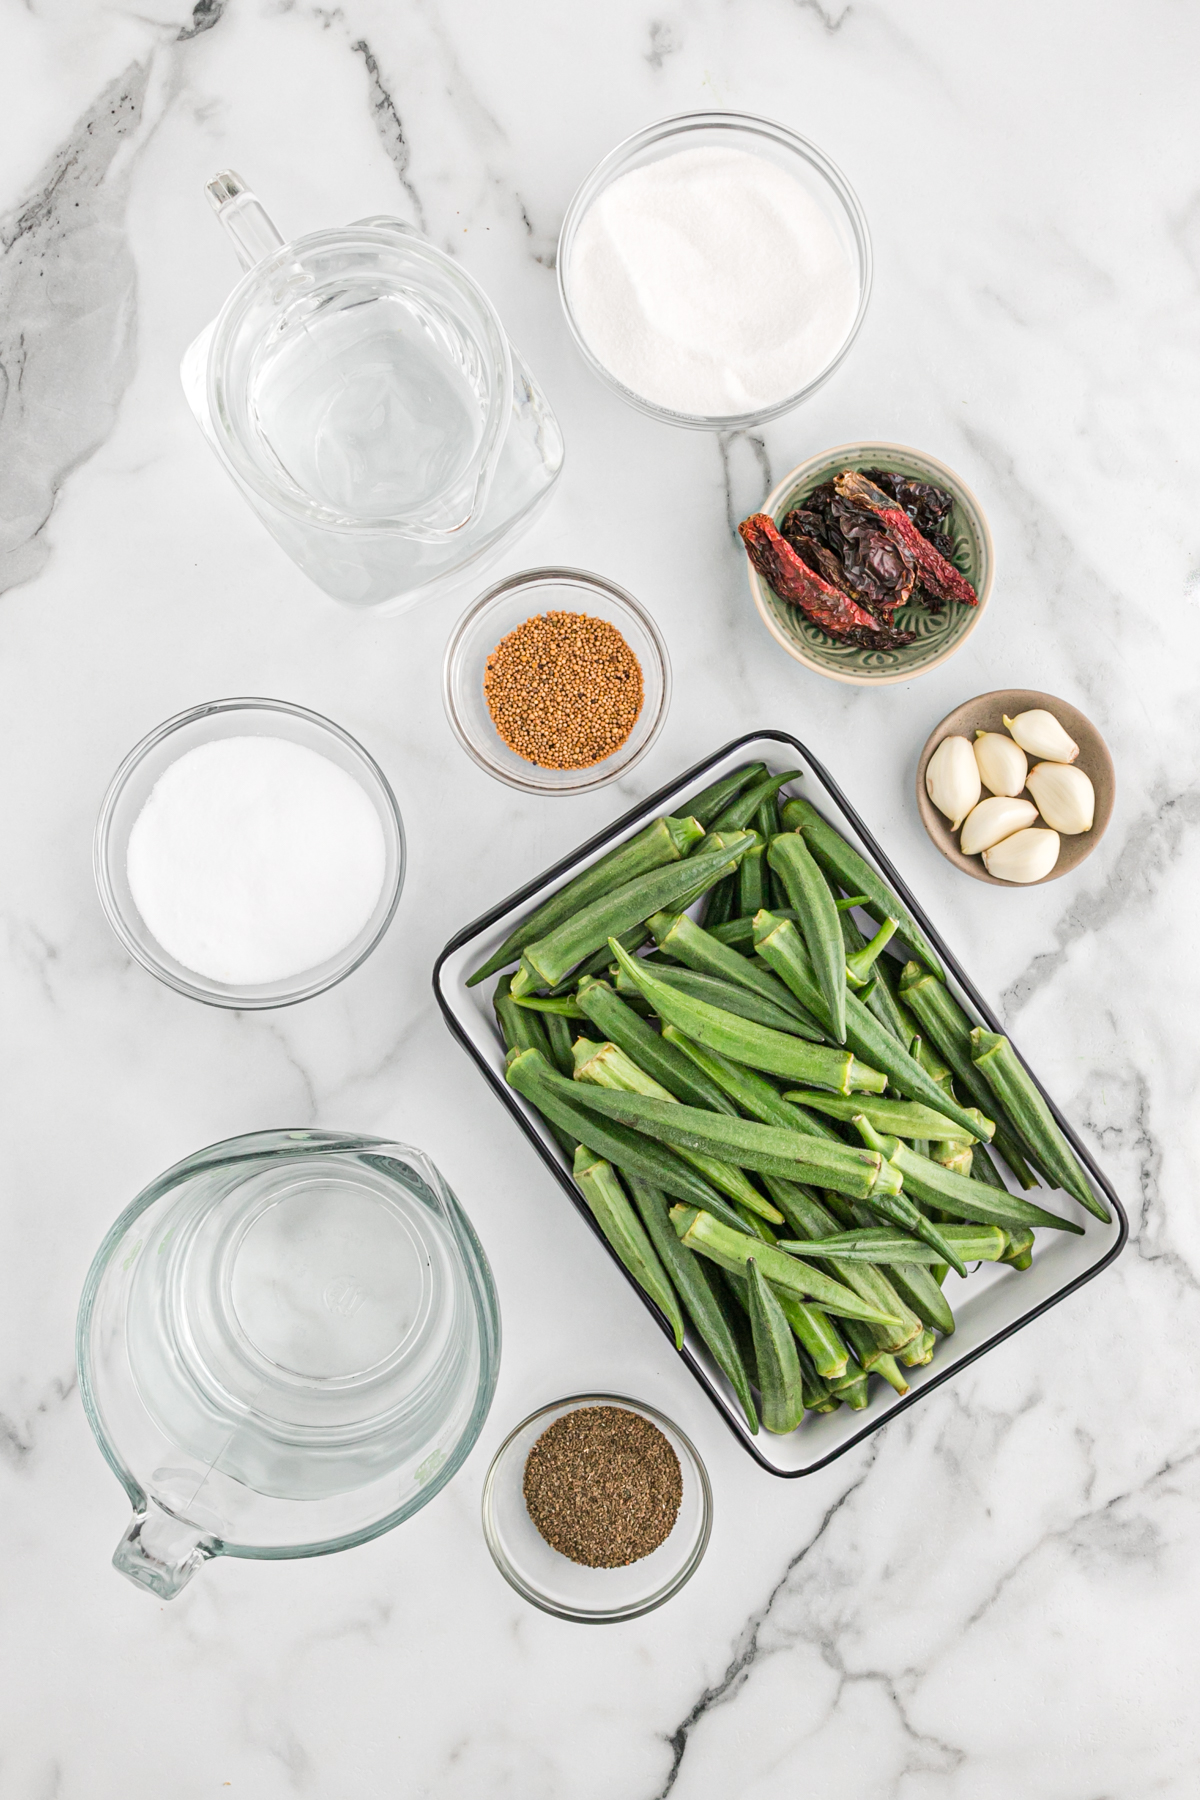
[433,729,1128,1478]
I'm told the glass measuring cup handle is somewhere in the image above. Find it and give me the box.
[205,170,287,273]
[112,1496,219,1601]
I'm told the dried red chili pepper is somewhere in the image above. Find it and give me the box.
[833,471,977,606]
[739,514,881,637]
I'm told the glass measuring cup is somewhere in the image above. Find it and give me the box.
[181,173,564,611]
[77,1130,500,1599]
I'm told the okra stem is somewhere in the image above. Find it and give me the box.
[710,770,804,834]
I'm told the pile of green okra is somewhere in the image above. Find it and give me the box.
[469,760,1110,1436]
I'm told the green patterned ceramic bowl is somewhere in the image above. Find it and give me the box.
[747,442,994,686]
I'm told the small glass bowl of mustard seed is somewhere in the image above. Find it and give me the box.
[442,569,671,794]
[480,1394,712,1622]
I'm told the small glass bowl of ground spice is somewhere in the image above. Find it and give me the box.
[481,1395,711,1622]
[443,569,670,794]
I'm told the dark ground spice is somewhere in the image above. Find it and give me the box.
[522,1404,682,1568]
[483,611,644,769]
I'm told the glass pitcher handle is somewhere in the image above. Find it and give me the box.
[112,1497,218,1600]
[205,170,287,273]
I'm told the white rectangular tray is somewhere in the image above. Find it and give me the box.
[433,730,1127,1477]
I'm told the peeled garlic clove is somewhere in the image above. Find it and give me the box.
[926,735,981,831]
[1001,709,1079,763]
[973,730,1027,796]
[960,795,1039,856]
[1026,761,1094,834]
[982,827,1061,883]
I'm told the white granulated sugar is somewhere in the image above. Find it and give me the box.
[567,145,858,417]
[126,736,388,986]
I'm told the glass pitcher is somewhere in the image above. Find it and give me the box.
[181,173,564,611]
[77,1130,500,1599]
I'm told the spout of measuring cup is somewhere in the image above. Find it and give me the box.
[112,1497,218,1601]
[205,170,287,273]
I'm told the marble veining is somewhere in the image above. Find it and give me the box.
[1,0,1198,1795]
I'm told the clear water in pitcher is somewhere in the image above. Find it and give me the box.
[126,1147,480,1502]
[248,287,488,521]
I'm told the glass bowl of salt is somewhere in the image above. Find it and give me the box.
[557,110,871,431]
[94,697,404,1008]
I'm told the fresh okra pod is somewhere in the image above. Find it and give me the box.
[768,830,848,1043]
[897,964,1041,1190]
[617,960,824,1040]
[611,938,888,1097]
[664,1031,846,1142]
[575,977,737,1116]
[505,1048,754,1235]
[494,974,578,1157]
[779,795,945,979]
[851,1118,1062,1268]
[670,1207,904,1327]
[543,1008,576,1078]
[783,1090,993,1143]
[626,1176,759,1432]
[752,913,984,1137]
[746,1260,807,1434]
[573,1149,685,1348]
[510,833,756,995]
[648,909,824,1032]
[969,1028,1110,1221]
[468,813,704,986]
[854,1182,969,1278]
[702,872,738,929]
[572,1037,784,1224]
[1001,1225,1036,1268]
[563,1073,904,1201]
[782,1225,1006,1264]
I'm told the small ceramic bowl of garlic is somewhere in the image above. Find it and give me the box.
[916,689,1114,886]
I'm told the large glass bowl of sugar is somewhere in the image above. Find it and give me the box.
[94,697,404,1008]
[558,112,871,430]
[77,1129,500,1599]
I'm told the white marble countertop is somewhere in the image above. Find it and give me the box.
[3,2,1198,1795]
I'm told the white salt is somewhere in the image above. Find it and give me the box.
[126,736,388,987]
[567,145,858,417]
